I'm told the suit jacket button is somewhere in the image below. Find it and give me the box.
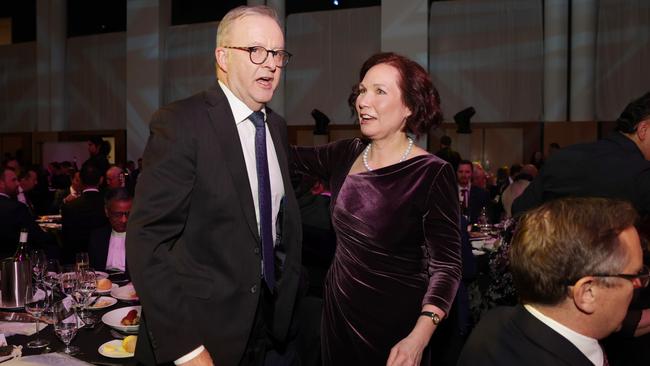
[254,247,260,255]
[250,285,257,293]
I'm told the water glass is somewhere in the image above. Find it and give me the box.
[52,299,80,355]
[24,284,49,348]
[77,268,97,323]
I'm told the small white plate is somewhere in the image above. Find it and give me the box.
[95,283,119,295]
[101,306,141,333]
[111,284,138,302]
[98,339,134,358]
[88,296,117,310]
[94,271,109,280]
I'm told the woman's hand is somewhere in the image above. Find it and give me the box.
[386,332,429,366]
[387,305,445,366]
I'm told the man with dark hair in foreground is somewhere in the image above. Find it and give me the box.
[458,197,646,366]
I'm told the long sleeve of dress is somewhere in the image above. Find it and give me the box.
[421,163,462,313]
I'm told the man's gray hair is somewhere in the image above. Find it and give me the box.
[215,5,281,48]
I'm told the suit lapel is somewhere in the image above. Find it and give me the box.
[514,306,594,366]
[205,85,260,242]
[266,112,291,196]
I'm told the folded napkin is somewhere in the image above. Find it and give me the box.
[1,322,48,337]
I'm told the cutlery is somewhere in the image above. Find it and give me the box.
[88,296,101,308]
[110,329,126,339]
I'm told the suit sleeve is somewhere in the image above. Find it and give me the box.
[421,163,462,313]
[126,107,201,362]
[511,176,544,217]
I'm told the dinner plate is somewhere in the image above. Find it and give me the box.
[101,306,141,333]
[98,340,134,358]
[111,284,139,301]
[95,283,118,295]
[88,296,117,310]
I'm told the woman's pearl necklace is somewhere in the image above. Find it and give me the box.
[362,137,414,172]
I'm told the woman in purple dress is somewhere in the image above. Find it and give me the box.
[292,52,461,366]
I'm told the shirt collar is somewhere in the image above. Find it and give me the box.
[0,192,9,198]
[111,230,126,238]
[83,188,100,193]
[524,304,603,366]
[459,184,471,191]
[218,80,267,125]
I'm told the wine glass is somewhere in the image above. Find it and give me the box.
[43,259,62,319]
[76,268,97,324]
[52,300,80,355]
[31,249,48,284]
[59,270,79,311]
[23,284,50,348]
[75,252,89,272]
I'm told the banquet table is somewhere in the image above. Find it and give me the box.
[4,272,141,366]
[6,301,140,366]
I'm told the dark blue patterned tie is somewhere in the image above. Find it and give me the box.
[249,111,275,292]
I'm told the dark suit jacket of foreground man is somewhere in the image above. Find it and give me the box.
[126,84,302,365]
[457,305,594,366]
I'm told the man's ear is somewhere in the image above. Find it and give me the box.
[636,120,649,140]
[215,48,228,73]
[571,276,598,314]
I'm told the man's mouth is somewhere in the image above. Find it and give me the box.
[256,76,273,88]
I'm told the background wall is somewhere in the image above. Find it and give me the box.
[1,0,649,171]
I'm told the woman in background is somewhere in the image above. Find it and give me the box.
[292,52,461,366]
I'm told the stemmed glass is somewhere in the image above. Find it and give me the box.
[31,249,48,284]
[23,284,50,348]
[75,252,89,272]
[76,268,97,324]
[59,270,79,312]
[52,299,80,355]
[42,259,62,319]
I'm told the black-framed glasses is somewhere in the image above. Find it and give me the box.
[223,46,292,67]
[108,211,130,219]
[588,265,650,289]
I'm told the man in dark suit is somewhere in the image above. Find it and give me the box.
[61,161,109,264]
[457,160,490,224]
[88,188,131,273]
[126,5,301,366]
[0,167,54,259]
[513,92,650,217]
[458,198,646,366]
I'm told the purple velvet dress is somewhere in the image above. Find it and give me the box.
[292,138,461,365]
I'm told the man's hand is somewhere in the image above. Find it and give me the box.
[179,349,214,366]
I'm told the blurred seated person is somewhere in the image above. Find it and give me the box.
[106,165,136,196]
[457,160,489,224]
[501,172,534,218]
[0,167,56,260]
[52,161,74,190]
[105,165,125,190]
[88,188,132,273]
[17,167,38,212]
[458,197,645,366]
[61,162,109,264]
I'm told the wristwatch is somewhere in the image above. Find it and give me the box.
[420,311,441,325]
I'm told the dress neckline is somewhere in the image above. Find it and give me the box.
[348,154,431,177]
